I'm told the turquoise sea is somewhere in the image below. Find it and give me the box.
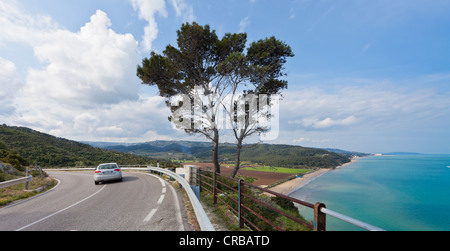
[290,155,450,231]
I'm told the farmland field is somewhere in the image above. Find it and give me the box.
[241,166,311,175]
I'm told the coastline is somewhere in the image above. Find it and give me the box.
[269,168,331,196]
[335,156,363,169]
[269,156,364,196]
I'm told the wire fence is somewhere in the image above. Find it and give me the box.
[196,168,385,231]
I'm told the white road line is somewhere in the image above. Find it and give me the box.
[157,194,165,205]
[144,209,158,222]
[16,185,107,231]
[158,177,166,187]
[143,176,166,223]
[139,173,184,230]
[168,182,185,231]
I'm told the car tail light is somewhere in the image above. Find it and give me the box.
[114,169,121,172]
[95,170,101,174]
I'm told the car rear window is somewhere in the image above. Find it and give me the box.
[99,164,117,170]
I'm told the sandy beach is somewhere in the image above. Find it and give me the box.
[269,157,363,196]
[269,168,331,196]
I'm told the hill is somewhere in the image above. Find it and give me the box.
[0,125,156,167]
[99,140,356,169]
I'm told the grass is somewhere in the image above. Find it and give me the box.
[199,186,311,231]
[0,176,57,207]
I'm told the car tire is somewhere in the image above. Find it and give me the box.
[95,181,100,185]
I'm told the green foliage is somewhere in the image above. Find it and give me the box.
[137,22,296,175]
[0,139,29,172]
[0,125,155,167]
[237,144,350,169]
[107,140,352,169]
[199,170,310,231]
[247,36,294,94]
[137,22,237,98]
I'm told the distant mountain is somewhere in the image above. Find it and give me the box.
[0,124,360,169]
[96,140,353,169]
[93,140,219,160]
[0,125,156,167]
[323,148,371,158]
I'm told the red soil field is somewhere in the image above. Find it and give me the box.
[185,163,292,186]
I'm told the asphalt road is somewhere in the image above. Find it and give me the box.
[0,171,193,231]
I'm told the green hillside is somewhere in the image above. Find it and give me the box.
[0,125,155,167]
[104,140,355,169]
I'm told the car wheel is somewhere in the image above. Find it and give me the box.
[95,181,100,185]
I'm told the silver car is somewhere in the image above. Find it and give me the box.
[94,163,122,185]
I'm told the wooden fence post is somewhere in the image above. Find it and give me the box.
[213,172,217,205]
[197,168,202,193]
[238,179,244,228]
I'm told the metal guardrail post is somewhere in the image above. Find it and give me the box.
[0,176,33,189]
[314,202,327,231]
[25,167,29,190]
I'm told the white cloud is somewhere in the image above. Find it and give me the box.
[45,95,176,143]
[239,16,250,33]
[0,57,23,115]
[130,0,195,52]
[129,0,167,52]
[96,126,124,137]
[293,137,330,144]
[170,0,196,22]
[279,78,450,144]
[0,2,181,142]
[21,10,140,107]
[362,42,372,52]
[291,116,358,129]
[8,9,142,133]
[289,8,296,20]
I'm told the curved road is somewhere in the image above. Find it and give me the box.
[0,171,193,231]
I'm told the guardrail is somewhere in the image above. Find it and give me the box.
[145,166,215,231]
[0,176,33,189]
[196,169,385,231]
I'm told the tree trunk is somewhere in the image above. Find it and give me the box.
[212,128,221,173]
[231,141,243,178]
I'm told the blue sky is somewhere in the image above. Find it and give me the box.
[1,0,450,154]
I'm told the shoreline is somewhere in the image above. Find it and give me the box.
[269,168,331,196]
[269,156,364,196]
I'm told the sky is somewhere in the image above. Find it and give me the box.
[1,0,450,154]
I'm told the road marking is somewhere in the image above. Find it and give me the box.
[157,194,165,205]
[139,172,184,230]
[144,208,158,222]
[158,177,166,187]
[16,185,106,231]
[168,182,185,231]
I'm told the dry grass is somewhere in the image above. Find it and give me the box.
[0,177,56,207]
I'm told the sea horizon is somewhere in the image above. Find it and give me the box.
[290,154,450,231]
